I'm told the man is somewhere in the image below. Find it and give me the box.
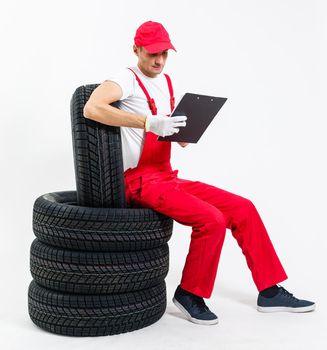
[83,20,315,325]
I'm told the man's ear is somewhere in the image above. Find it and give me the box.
[133,45,139,56]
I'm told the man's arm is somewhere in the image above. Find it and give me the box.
[83,80,147,129]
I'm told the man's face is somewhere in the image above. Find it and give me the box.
[133,45,168,78]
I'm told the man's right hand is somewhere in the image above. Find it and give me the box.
[145,114,187,137]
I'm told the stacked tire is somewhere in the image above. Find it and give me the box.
[28,84,174,336]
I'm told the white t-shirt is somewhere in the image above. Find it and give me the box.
[105,65,183,172]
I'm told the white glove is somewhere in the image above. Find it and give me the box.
[145,114,187,137]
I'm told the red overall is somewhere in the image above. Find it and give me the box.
[123,68,288,298]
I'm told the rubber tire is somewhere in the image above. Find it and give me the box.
[33,190,173,251]
[30,239,169,294]
[28,280,166,336]
[70,84,127,208]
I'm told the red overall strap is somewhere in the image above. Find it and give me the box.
[127,67,175,114]
[164,73,175,111]
[127,68,157,115]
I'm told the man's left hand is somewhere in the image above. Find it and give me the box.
[177,142,189,147]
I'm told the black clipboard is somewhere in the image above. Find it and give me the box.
[157,93,227,143]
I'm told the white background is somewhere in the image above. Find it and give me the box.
[0,0,326,349]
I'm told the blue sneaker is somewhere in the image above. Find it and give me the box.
[172,285,218,325]
[257,285,316,313]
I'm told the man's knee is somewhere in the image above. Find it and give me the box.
[233,194,256,211]
[243,197,257,212]
[233,196,259,224]
[205,208,226,229]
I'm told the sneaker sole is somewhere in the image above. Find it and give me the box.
[257,303,316,313]
[172,297,219,325]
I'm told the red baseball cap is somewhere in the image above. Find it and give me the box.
[134,21,177,53]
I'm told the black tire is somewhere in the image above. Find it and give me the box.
[70,84,127,208]
[30,239,169,294]
[28,280,166,336]
[33,190,173,251]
